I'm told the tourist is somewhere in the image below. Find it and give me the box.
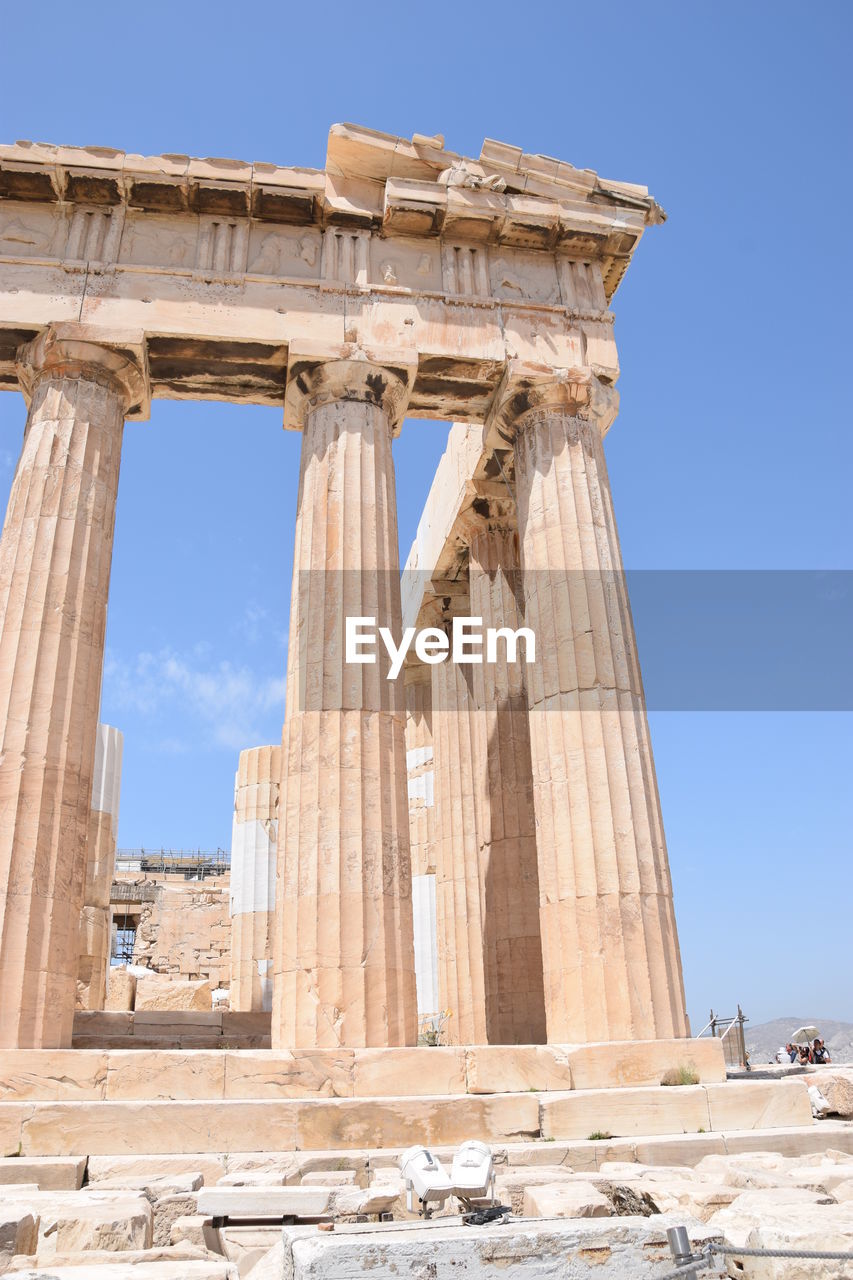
[813,1038,831,1064]
[784,1043,798,1063]
[797,1043,812,1065]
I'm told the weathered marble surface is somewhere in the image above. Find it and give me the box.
[229,746,280,1014]
[0,330,145,1050]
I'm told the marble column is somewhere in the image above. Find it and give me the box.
[77,723,123,1010]
[273,360,418,1048]
[230,745,281,1012]
[468,523,547,1044]
[404,664,438,1019]
[496,371,689,1044]
[404,664,435,879]
[430,597,489,1045]
[0,324,146,1049]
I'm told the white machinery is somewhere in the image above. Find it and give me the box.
[450,1139,496,1209]
[400,1141,505,1223]
[400,1145,453,1218]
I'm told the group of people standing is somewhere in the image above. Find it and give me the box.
[780,1038,832,1065]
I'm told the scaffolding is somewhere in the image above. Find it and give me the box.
[115,848,230,879]
[111,908,138,965]
[696,1005,750,1071]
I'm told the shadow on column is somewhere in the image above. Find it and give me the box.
[470,549,548,1045]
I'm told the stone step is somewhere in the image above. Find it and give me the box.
[279,1214,722,1279]
[72,1037,273,1051]
[72,1011,271,1052]
[196,1186,335,1219]
[0,1039,726,1102]
[499,1121,853,1171]
[0,1079,813,1157]
[0,1156,86,1189]
[197,1184,400,1220]
[88,1155,227,1186]
[50,1123,853,1196]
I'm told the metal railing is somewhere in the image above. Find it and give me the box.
[661,1225,853,1277]
[418,1010,452,1046]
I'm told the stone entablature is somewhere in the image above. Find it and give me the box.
[0,124,661,416]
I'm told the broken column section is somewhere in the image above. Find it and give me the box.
[229,745,281,1012]
[405,664,438,1022]
[77,723,123,1011]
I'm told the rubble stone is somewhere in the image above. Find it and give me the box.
[523,1180,612,1218]
[134,978,213,1013]
[243,1241,285,1279]
[1,1213,38,1271]
[104,969,137,1014]
[813,1069,853,1117]
[2,1190,152,1256]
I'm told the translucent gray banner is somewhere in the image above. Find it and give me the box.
[287,570,853,711]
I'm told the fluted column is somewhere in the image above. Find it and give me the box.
[431,599,488,1045]
[405,664,438,1018]
[493,369,689,1044]
[77,723,123,1010]
[0,324,147,1048]
[273,359,417,1048]
[468,524,547,1044]
[230,745,281,1012]
[404,664,435,879]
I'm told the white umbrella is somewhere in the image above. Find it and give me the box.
[791,1025,820,1045]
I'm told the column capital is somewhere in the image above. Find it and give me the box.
[283,341,416,435]
[485,361,619,447]
[16,323,150,420]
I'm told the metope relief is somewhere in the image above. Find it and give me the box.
[489,247,561,306]
[0,202,65,260]
[119,211,197,272]
[369,237,441,293]
[246,224,321,281]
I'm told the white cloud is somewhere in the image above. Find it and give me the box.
[104,648,285,751]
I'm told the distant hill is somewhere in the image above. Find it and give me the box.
[746,1017,853,1065]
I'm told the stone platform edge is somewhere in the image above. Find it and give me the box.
[72,1009,270,1050]
[6,1121,848,1190]
[0,1078,814,1156]
[0,1038,724,1102]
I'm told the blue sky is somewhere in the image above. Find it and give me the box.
[1,1,850,1031]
